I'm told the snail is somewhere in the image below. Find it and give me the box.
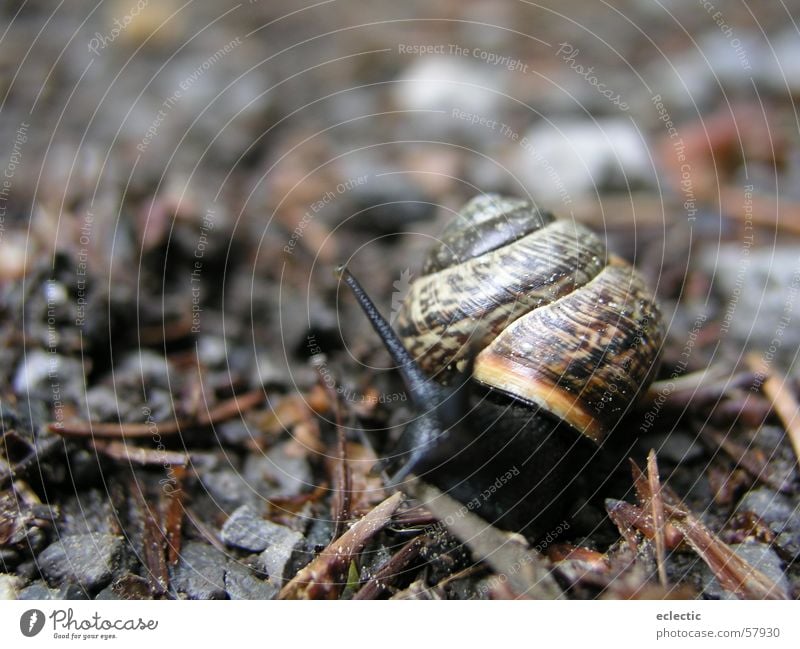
[338,194,664,534]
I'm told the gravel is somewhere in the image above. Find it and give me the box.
[37,534,126,591]
[170,541,229,600]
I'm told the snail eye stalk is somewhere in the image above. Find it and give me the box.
[337,265,466,484]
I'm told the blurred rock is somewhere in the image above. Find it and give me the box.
[170,541,228,599]
[701,246,800,371]
[13,350,84,403]
[513,118,655,207]
[222,504,294,553]
[17,581,59,600]
[242,442,313,498]
[393,56,506,141]
[736,488,800,558]
[224,562,279,600]
[0,574,23,599]
[37,534,125,591]
[256,525,305,584]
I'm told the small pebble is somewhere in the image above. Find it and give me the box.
[0,574,23,599]
[37,534,125,591]
[224,562,279,600]
[257,525,305,584]
[222,504,297,553]
[18,581,59,600]
[170,541,228,600]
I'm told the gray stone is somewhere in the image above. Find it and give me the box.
[257,525,305,584]
[0,574,23,599]
[243,442,312,498]
[640,431,704,464]
[37,534,125,591]
[701,542,790,600]
[13,350,85,403]
[701,246,800,372]
[170,541,228,599]
[222,505,287,552]
[200,469,256,510]
[737,488,800,558]
[224,562,279,600]
[18,582,59,600]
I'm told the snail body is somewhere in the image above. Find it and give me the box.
[340,195,664,534]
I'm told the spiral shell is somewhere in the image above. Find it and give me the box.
[395,195,664,443]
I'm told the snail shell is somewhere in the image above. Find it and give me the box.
[395,194,664,444]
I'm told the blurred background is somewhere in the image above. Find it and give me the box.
[2,0,800,600]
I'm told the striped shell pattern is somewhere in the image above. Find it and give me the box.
[395,195,665,444]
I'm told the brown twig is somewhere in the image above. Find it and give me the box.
[669,509,788,600]
[353,535,426,600]
[48,388,265,439]
[647,451,669,588]
[132,485,169,597]
[89,439,189,466]
[747,353,800,463]
[413,480,563,599]
[164,467,186,566]
[278,492,403,599]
